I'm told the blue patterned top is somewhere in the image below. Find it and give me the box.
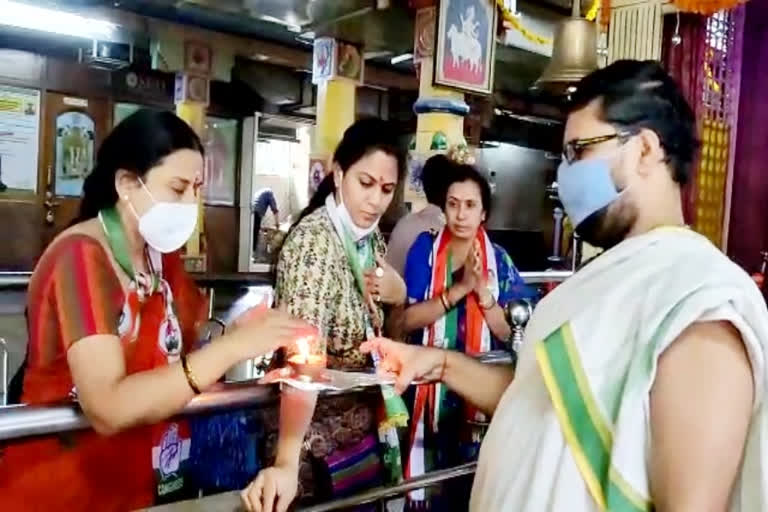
[404,231,538,350]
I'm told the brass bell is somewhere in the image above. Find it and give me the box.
[534,0,598,93]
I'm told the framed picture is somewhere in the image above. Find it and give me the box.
[312,38,335,84]
[312,38,364,85]
[434,0,498,95]
[174,73,209,105]
[336,41,363,83]
[54,111,95,197]
[184,40,212,75]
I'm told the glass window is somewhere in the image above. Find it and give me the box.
[203,116,238,205]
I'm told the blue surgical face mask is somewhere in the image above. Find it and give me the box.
[557,158,625,229]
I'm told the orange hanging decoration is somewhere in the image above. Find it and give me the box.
[600,0,611,31]
[673,0,748,16]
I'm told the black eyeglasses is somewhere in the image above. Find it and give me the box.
[562,130,636,164]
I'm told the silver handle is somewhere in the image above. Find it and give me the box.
[0,338,8,406]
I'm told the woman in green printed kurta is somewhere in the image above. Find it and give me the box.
[243,119,409,511]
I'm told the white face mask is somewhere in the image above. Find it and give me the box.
[128,180,198,253]
[327,175,380,241]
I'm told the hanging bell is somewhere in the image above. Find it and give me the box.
[534,0,598,94]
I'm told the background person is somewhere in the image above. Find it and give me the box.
[252,187,280,255]
[399,163,535,509]
[386,154,453,277]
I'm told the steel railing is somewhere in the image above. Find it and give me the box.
[300,462,477,512]
[0,337,8,406]
[0,352,512,442]
[0,272,31,289]
[0,381,279,441]
[143,462,478,511]
[0,271,572,290]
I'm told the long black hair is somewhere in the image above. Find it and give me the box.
[292,117,407,229]
[421,154,453,206]
[73,109,204,224]
[568,60,698,185]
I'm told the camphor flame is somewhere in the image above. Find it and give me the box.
[294,335,311,364]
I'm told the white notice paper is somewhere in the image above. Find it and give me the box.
[0,85,40,193]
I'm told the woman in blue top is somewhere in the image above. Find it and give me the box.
[400,162,536,509]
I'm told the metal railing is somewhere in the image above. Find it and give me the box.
[0,272,31,289]
[0,382,279,441]
[0,271,573,290]
[0,352,513,442]
[300,463,477,512]
[0,337,8,406]
[144,462,478,511]
[520,270,573,283]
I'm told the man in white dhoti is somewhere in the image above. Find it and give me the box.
[362,59,768,512]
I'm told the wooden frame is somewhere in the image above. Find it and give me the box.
[434,0,498,95]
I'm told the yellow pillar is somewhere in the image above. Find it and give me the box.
[309,38,359,192]
[414,60,466,154]
[407,26,471,210]
[314,80,356,159]
[175,80,208,273]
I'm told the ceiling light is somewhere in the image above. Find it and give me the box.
[0,0,117,40]
[257,14,301,33]
[363,51,392,60]
[390,53,413,65]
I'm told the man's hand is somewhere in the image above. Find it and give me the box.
[360,338,446,394]
[362,338,514,415]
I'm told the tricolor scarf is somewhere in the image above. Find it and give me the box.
[324,196,409,485]
[98,207,184,362]
[406,226,499,503]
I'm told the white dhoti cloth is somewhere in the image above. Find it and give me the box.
[470,227,768,511]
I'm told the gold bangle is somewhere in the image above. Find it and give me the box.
[440,290,451,311]
[181,353,202,394]
[439,350,448,381]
